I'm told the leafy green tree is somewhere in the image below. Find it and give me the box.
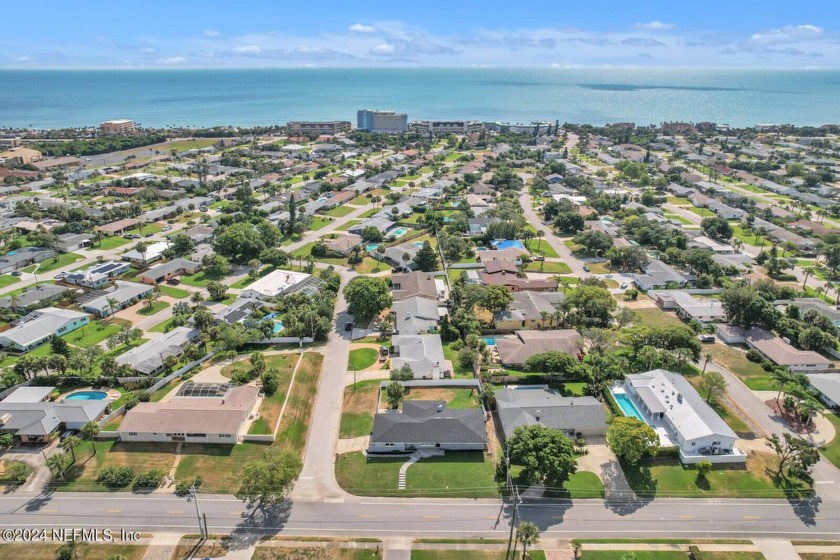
[386,381,405,409]
[607,417,659,465]
[701,216,733,240]
[573,230,614,255]
[235,449,301,508]
[698,370,727,403]
[568,285,617,328]
[169,233,194,255]
[766,433,820,482]
[507,424,578,486]
[206,281,228,301]
[523,351,583,378]
[51,337,70,357]
[412,241,438,271]
[343,277,392,322]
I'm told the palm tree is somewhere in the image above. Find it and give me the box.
[134,241,148,267]
[539,311,550,329]
[61,435,82,464]
[143,291,156,310]
[516,521,540,559]
[702,352,713,373]
[772,368,793,404]
[106,297,120,318]
[798,399,821,426]
[46,453,67,481]
[802,267,814,290]
[190,291,204,305]
[81,421,100,456]
[536,229,545,251]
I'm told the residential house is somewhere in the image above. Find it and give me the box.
[715,326,832,371]
[213,298,266,325]
[711,253,754,273]
[138,258,200,285]
[495,387,607,439]
[98,218,139,236]
[707,201,745,220]
[391,334,449,379]
[0,386,108,443]
[774,299,840,328]
[479,262,558,292]
[0,284,73,312]
[808,374,840,408]
[323,233,363,255]
[82,281,154,317]
[632,259,689,291]
[367,399,486,453]
[118,383,260,444]
[0,247,56,274]
[391,271,439,301]
[240,270,321,299]
[115,327,199,375]
[122,241,170,266]
[493,291,566,330]
[348,217,395,236]
[64,261,129,289]
[54,233,93,253]
[476,249,523,264]
[182,225,214,244]
[495,330,582,367]
[0,307,90,353]
[392,296,441,335]
[621,369,743,463]
[648,290,727,322]
[688,236,735,254]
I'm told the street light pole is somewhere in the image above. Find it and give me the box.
[189,483,205,539]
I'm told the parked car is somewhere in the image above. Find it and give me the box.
[582,265,590,272]
[60,430,77,442]
[379,346,389,361]
[166,278,181,285]
[167,219,176,224]
[144,233,154,238]
[161,225,172,232]
[10,270,21,276]
[54,272,67,280]
[620,282,628,289]
[344,322,354,332]
[699,334,716,343]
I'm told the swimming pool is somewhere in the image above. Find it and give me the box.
[263,312,284,334]
[492,239,526,251]
[64,390,108,401]
[365,243,380,252]
[483,336,496,346]
[317,197,328,203]
[391,227,409,237]
[613,391,646,422]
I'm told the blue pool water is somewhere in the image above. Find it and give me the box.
[317,197,328,202]
[514,386,545,391]
[64,390,108,401]
[613,392,645,422]
[483,337,496,346]
[391,227,409,237]
[263,312,284,334]
[6,251,17,256]
[365,243,380,252]
[492,239,526,251]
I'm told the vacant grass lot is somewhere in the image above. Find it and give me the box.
[405,387,480,409]
[413,553,544,560]
[35,252,84,273]
[157,284,190,298]
[442,341,473,378]
[524,260,572,273]
[249,354,299,435]
[0,543,148,560]
[629,305,686,329]
[622,452,810,498]
[274,352,323,453]
[96,236,131,250]
[325,205,356,217]
[57,440,178,491]
[348,348,379,370]
[137,300,170,316]
[336,451,498,498]
[704,343,774,391]
[340,380,380,438]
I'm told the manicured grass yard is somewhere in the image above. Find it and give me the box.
[355,257,388,274]
[62,319,131,347]
[336,219,363,231]
[348,348,379,370]
[96,236,131,250]
[325,205,355,217]
[180,270,226,287]
[340,380,379,438]
[580,552,689,560]
[405,387,480,409]
[149,315,179,333]
[136,300,170,316]
[442,341,473,378]
[704,343,774,391]
[310,216,333,231]
[58,440,178,491]
[336,451,498,498]
[34,252,84,273]
[629,305,685,329]
[0,543,148,560]
[157,284,190,299]
[621,453,810,498]
[413,553,543,560]
[0,275,21,289]
[254,548,381,560]
[524,260,572,273]
[529,241,560,258]
[819,412,840,470]
[250,354,298,435]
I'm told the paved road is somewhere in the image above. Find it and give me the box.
[0,493,837,540]
[518,192,590,277]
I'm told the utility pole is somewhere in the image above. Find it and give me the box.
[189,483,205,539]
[504,446,521,560]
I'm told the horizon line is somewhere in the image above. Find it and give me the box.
[0,66,837,71]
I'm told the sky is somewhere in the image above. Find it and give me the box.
[2,0,839,69]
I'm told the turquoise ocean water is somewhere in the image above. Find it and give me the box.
[1,68,838,129]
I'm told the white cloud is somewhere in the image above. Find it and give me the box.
[349,23,376,33]
[750,24,823,44]
[156,56,186,65]
[231,45,261,54]
[14,56,31,62]
[635,21,675,30]
[370,43,395,55]
[203,30,221,37]
[140,48,156,54]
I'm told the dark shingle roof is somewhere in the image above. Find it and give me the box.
[370,401,486,445]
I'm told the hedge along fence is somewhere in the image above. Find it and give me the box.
[602,388,622,416]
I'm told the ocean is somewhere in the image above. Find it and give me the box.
[1,68,838,129]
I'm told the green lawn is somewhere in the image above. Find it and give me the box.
[149,315,179,333]
[336,219,363,232]
[168,138,218,151]
[546,471,604,499]
[704,343,774,391]
[359,208,378,218]
[630,306,685,329]
[57,440,178,492]
[336,451,498,498]
[340,380,380,438]
[309,216,333,231]
[412,553,542,560]
[180,270,226,287]
[664,213,695,225]
[34,252,84,273]
[230,266,277,289]
[442,340,473,378]
[580,553,689,560]
[528,241,560,258]
[405,387,480,409]
[348,348,379,370]
[325,205,355,217]
[221,353,296,379]
[96,236,131,250]
[731,225,762,247]
[0,275,22,290]
[666,197,690,205]
[156,284,190,299]
[124,223,163,236]
[136,300,170,316]
[62,319,131,347]
[354,257,388,274]
[819,412,840,470]
[621,453,810,498]
[524,260,572,273]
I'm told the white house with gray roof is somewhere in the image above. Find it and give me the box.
[392,296,441,335]
[0,284,73,312]
[495,387,607,439]
[391,334,449,379]
[368,400,486,453]
[632,259,689,291]
[648,290,726,322]
[0,386,108,443]
[82,281,154,317]
[808,374,840,408]
[621,370,744,463]
[115,327,198,375]
[0,307,89,353]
